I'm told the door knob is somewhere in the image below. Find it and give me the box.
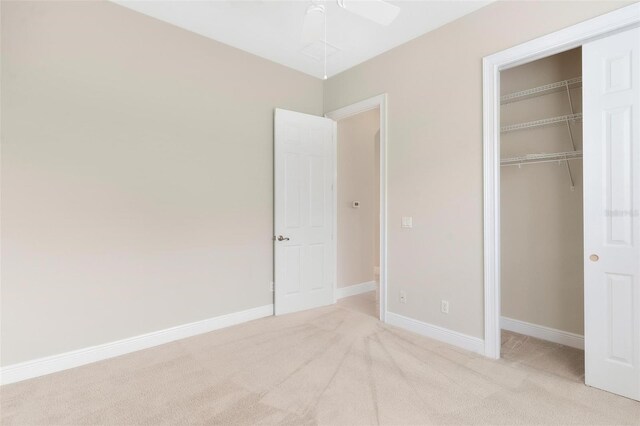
[277,235,290,241]
[589,254,599,262]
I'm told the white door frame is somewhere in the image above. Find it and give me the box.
[483,4,640,359]
[325,94,388,322]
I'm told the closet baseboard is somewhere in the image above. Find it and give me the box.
[336,281,377,299]
[501,316,584,350]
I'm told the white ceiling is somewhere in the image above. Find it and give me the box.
[113,1,494,79]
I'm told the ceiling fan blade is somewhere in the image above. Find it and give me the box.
[338,0,400,26]
[301,3,325,44]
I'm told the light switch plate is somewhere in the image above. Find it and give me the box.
[401,216,413,228]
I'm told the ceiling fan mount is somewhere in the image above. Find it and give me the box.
[302,0,400,45]
[301,0,400,78]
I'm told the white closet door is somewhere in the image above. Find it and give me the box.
[274,108,335,315]
[583,27,640,401]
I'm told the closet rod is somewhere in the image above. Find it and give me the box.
[501,113,582,134]
[501,150,583,167]
[501,77,582,104]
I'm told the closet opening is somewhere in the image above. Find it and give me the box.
[484,9,639,399]
[499,47,585,380]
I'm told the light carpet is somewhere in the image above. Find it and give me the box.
[1,293,639,425]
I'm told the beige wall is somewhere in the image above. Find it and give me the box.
[337,108,380,288]
[0,1,323,366]
[2,0,633,366]
[500,49,584,335]
[324,1,631,338]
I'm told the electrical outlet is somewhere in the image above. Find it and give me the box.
[270,281,274,292]
[399,291,407,304]
[441,300,449,314]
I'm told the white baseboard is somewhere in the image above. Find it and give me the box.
[386,311,485,355]
[501,316,584,350]
[0,304,273,386]
[336,281,377,299]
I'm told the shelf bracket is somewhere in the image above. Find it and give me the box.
[565,81,575,114]
[565,82,577,151]
[564,81,576,191]
[564,156,575,191]
[564,82,576,191]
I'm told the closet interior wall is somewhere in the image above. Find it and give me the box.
[500,48,584,336]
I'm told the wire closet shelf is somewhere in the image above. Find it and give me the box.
[501,150,583,167]
[501,113,582,133]
[500,76,582,104]
[500,76,583,190]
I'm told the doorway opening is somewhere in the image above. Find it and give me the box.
[326,94,388,322]
[334,108,380,318]
[499,48,585,381]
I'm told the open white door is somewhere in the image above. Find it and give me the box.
[274,109,335,315]
[583,27,640,401]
